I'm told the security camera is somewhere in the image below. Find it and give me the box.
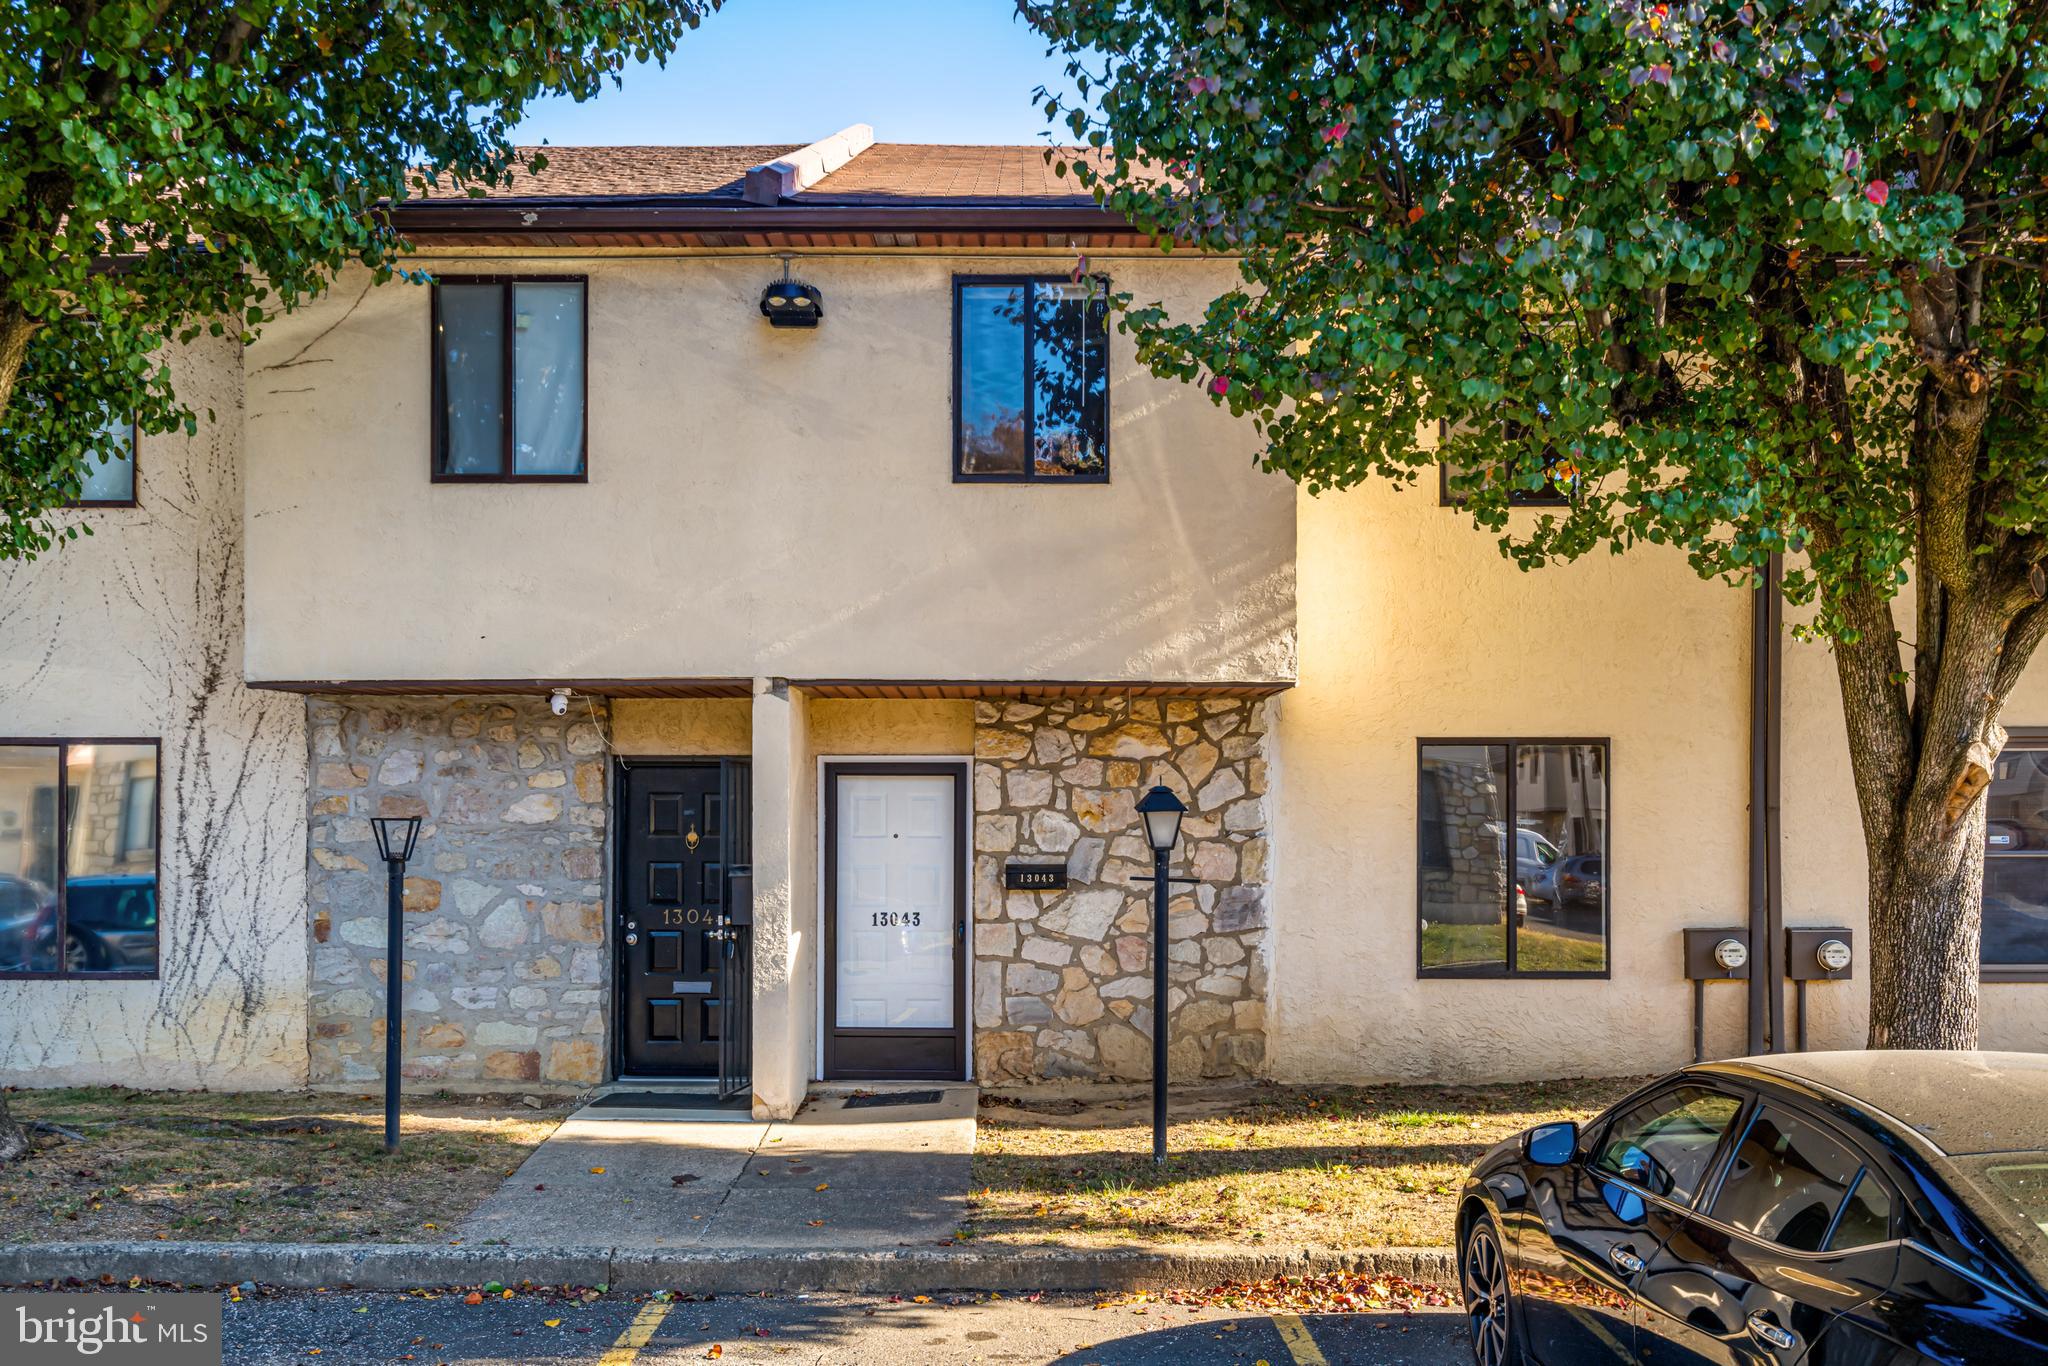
[549,688,571,718]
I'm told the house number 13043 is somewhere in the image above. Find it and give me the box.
[870,911,923,927]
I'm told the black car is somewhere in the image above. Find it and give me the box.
[1457,1050,2048,1365]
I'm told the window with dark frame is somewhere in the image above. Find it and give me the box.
[1418,738,1610,977]
[70,417,138,507]
[1983,733,2048,976]
[1436,418,1573,507]
[432,276,588,481]
[0,739,160,978]
[954,275,1109,481]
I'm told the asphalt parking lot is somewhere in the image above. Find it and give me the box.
[210,1287,1468,1364]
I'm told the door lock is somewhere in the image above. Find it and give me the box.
[1608,1245,1644,1275]
[624,932,639,945]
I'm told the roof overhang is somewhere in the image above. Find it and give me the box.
[387,200,1153,250]
[248,676,1290,700]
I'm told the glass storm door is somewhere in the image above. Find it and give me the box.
[823,763,965,1079]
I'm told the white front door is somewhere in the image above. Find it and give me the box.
[825,765,963,1078]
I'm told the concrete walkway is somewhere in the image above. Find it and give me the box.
[460,1086,976,1251]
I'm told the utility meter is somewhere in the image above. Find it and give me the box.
[1684,928,1752,980]
[1786,927,1855,982]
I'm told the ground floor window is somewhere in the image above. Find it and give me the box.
[0,739,159,977]
[1985,736,2048,975]
[1418,738,1609,977]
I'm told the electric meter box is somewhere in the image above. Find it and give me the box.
[1786,927,1855,982]
[1683,928,1753,980]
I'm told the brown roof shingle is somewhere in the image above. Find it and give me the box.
[408,143,1107,206]
[412,145,801,201]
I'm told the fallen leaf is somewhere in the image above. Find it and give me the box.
[814,1183,829,1192]
[543,1319,561,1328]
[913,1295,931,1304]
[707,1347,723,1360]
[589,1167,606,1175]
[463,1293,482,1306]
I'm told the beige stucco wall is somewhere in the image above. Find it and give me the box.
[611,698,752,756]
[1269,478,1760,1082]
[1271,476,2048,1082]
[242,254,1295,689]
[0,336,310,1088]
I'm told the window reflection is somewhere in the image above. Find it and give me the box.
[1419,745,1509,974]
[75,416,136,504]
[0,742,158,977]
[0,746,61,973]
[1419,740,1608,976]
[958,284,1027,476]
[1986,743,2048,968]
[63,744,159,974]
[955,277,1109,480]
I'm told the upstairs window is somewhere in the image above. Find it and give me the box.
[72,416,137,507]
[954,276,1109,482]
[1438,417,1574,506]
[0,740,160,978]
[433,277,587,481]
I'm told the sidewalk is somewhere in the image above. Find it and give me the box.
[460,1085,976,1251]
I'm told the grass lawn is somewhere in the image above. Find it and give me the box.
[968,1078,1641,1250]
[1,1088,571,1244]
[1421,919,1608,973]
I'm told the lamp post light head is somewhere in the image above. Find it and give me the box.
[1136,785,1188,855]
[370,815,422,865]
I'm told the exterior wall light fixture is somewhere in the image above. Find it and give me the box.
[759,254,822,328]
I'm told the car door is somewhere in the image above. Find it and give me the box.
[1636,1100,1901,1365]
[1516,1081,1746,1365]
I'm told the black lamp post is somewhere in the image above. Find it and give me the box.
[371,814,422,1153]
[1133,784,1190,1167]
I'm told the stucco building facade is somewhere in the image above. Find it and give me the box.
[6,134,2047,1116]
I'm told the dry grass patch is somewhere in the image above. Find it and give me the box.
[1,1087,573,1244]
[968,1077,1642,1250]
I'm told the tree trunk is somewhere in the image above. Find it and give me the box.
[0,300,36,424]
[1866,803,1984,1049]
[1840,567,2016,1051]
[0,1091,28,1164]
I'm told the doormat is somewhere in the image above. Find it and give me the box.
[584,1091,751,1112]
[841,1089,944,1109]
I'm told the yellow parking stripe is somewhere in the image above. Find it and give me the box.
[597,1300,673,1365]
[1272,1312,1330,1366]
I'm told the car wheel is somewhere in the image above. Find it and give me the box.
[1460,1210,1520,1366]
[63,931,97,973]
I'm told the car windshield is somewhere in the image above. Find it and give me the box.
[1950,1154,2048,1295]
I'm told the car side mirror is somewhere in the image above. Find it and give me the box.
[1525,1121,1579,1167]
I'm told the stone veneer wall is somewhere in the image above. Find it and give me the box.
[306,696,611,1090]
[971,697,1270,1084]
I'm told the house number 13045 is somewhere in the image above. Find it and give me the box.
[871,911,923,927]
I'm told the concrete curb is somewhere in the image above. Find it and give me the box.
[0,1241,1454,1294]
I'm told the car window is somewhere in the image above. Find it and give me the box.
[1708,1106,1865,1252]
[1828,1171,1893,1250]
[1594,1084,1744,1204]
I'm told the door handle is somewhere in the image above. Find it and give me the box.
[1745,1313,1795,1351]
[624,932,638,945]
[1608,1245,1644,1275]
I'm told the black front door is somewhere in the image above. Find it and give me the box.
[616,759,746,1077]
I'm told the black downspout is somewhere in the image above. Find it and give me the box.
[1748,552,1787,1054]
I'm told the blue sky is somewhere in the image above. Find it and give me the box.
[515,0,1085,147]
